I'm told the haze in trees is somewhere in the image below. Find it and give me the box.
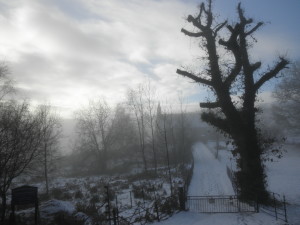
[35,104,62,196]
[273,61,300,134]
[177,0,289,203]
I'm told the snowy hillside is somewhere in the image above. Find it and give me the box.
[153,142,300,225]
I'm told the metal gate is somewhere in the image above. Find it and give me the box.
[186,195,257,213]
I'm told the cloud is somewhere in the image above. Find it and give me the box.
[0,0,298,119]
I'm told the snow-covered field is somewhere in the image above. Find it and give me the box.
[153,142,300,225]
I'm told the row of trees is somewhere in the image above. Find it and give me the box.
[0,67,61,221]
[71,83,194,176]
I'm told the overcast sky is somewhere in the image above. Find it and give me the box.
[0,0,299,118]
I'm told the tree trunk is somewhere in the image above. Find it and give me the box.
[44,142,49,196]
[150,116,157,174]
[234,129,269,203]
[1,193,6,222]
[163,115,173,195]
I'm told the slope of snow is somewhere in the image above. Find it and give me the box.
[266,144,300,205]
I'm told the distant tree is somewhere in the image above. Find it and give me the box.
[109,104,138,162]
[156,104,173,194]
[177,0,288,202]
[0,101,42,221]
[76,99,112,173]
[127,86,148,172]
[273,61,300,133]
[177,94,188,162]
[0,62,14,101]
[36,104,62,196]
[144,82,158,173]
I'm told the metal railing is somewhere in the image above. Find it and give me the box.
[186,195,257,213]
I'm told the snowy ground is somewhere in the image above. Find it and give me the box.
[153,142,300,225]
[188,143,234,196]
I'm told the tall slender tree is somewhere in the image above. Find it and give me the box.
[127,86,148,172]
[36,104,61,196]
[177,0,288,202]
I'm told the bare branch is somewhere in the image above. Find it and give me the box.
[176,69,212,86]
[200,102,220,109]
[181,28,204,37]
[254,58,289,91]
[251,61,262,72]
[246,22,264,36]
[201,111,230,133]
[214,21,227,37]
[187,15,205,31]
[206,0,213,27]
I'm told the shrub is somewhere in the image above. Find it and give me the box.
[74,190,84,199]
[90,195,100,204]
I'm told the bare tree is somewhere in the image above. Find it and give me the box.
[0,62,14,101]
[35,104,62,196]
[127,86,148,172]
[0,101,42,221]
[177,0,288,202]
[144,81,158,173]
[109,104,138,162]
[76,99,112,172]
[177,94,187,162]
[156,105,173,194]
[273,61,300,133]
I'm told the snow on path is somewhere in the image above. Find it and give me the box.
[188,142,235,196]
[152,142,289,225]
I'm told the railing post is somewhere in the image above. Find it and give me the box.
[273,193,278,220]
[283,195,288,223]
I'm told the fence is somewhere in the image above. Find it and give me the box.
[226,166,288,222]
[259,192,288,223]
[186,195,257,213]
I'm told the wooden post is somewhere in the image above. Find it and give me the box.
[112,208,117,225]
[105,185,111,225]
[130,191,133,208]
[283,195,288,223]
[178,187,185,211]
[142,189,145,207]
[256,195,259,213]
[273,193,277,220]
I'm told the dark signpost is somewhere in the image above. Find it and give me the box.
[11,186,39,225]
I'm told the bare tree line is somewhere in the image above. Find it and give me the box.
[71,83,194,176]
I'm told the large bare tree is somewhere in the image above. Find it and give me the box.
[177,0,288,202]
[0,101,42,221]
